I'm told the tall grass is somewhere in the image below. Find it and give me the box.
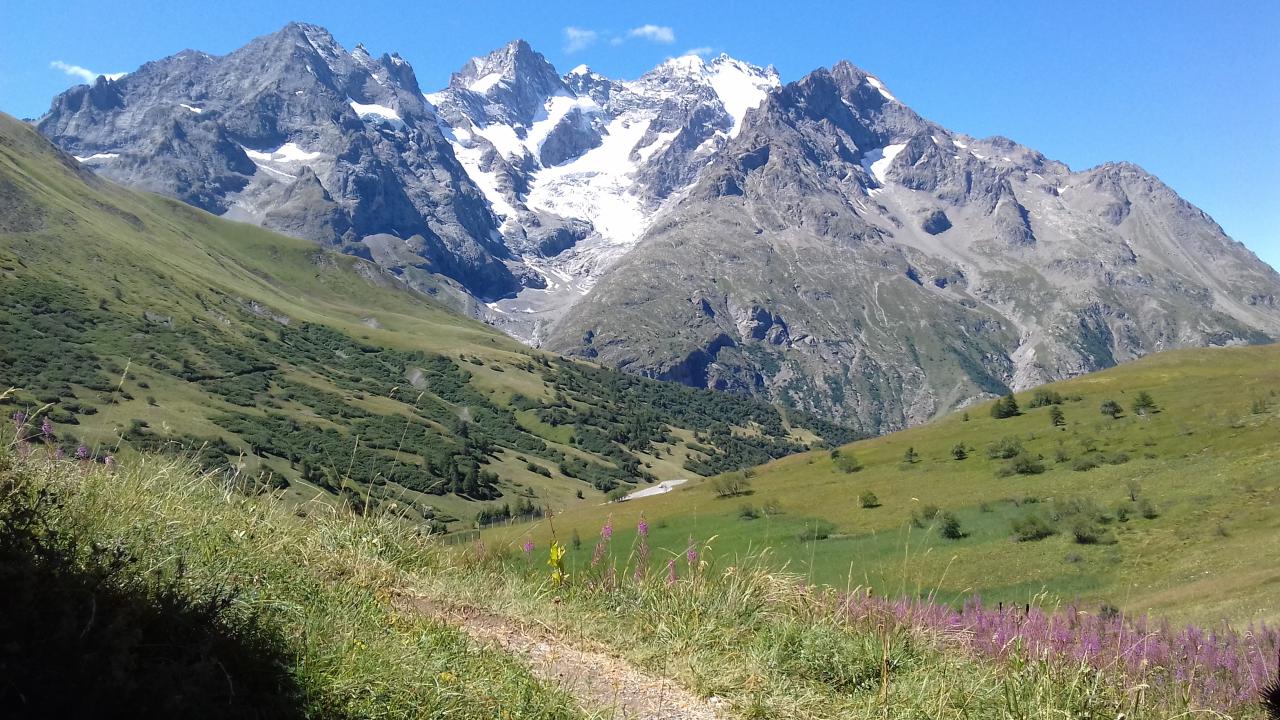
[0,438,586,719]
[4,432,1275,718]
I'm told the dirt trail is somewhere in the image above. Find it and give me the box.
[398,594,726,720]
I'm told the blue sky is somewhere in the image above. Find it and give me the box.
[2,0,1277,269]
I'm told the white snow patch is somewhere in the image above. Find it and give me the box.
[624,479,687,500]
[705,57,778,136]
[74,152,119,163]
[860,143,907,184]
[348,100,404,126]
[468,72,504,94]
[568,64,592,76]
[243,143,324,164]
[865,75,897,102]
[179,103,203,114]
[953,139,968,149]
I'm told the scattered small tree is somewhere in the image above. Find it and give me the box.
[1049,406,1066,427]
[1029,389,1064,408]
[951,443,968,460]
[1100,399,1123,418]
[834,453,863,473]
[939,512,965,540]
[1131,391,1158,416]
[712,473,752,498]
[858,490,880,509]
[1012,513,1056,541]
[1124,479,1141,502]
[991,394,1021,419]
[902,446,920,464]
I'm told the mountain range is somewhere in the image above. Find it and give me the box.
[35,22,1280,431]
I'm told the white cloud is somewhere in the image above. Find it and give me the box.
[563,27,599,53]
[627,24,676,44]
[51,60,125,84]
[684,46,714,58]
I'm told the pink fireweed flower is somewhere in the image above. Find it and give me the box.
[75,445,90,460]
[103,455,116,468]
[633,514,650,583]
[591,515,614,568]
[600,516,614,541]
[685,537,698,569]
[522,540,534,555]
[666,558,677,586]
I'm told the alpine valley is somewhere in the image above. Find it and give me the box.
[34,22,1280,432]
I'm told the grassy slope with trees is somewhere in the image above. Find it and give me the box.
[507,343,1280,625]
[0,112,854,531]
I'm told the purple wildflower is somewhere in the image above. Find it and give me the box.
[11,411,26,428]
[685,537,698,569]
[54,447,65,461]
[665,558,677,587]
[600,516,614,541]
[75,445,90,460]
[633,514,650,583]
[522,540,534,555]
[40,416,53,440]
[104,455,116,469]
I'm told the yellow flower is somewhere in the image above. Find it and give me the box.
[548,540,568,587]
[439,671,456,683]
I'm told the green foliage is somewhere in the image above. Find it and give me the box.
[795,519,837,542]
[1028,389,1064,408]
[902,446,920,464]
[712,473,752,498]
[990,394,1021,419]
[1100,399,1124,418]
[939,512,965,540]
[833,453,863,473]
[998,453,1046,477]
[1049,406,1066,427]
[1132,391,1159,415]
[858,491,880,509]
[951,443,968,460]
[987,436,1025,459]
[1012,513,1056,542]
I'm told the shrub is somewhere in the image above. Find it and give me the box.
[858,491,880,509]
[987,437,1024,459]
[1029,389,1064,408]
[939,512,965,540]
[1049,406,1066,427]
[834,454,862,473]
[998,453,1046,477]
[605,487,630,502]
[1072,455,1100,472]
[1012,513,1056,541]
[712,473,752,498]
[902,446,920,464]
[991,394,1020,419]
[1071,520,1105,545]
[1100,400,1123,418]
[951,443,968,460]
[739,504,761,520]
[796,520,837,542]
[1132,391,1158,415]
[1138,498,1159,519]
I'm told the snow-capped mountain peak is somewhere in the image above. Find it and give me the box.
[428,43,783,340]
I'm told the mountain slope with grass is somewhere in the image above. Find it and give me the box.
[0,112,853,531]
[507,343,1280,626]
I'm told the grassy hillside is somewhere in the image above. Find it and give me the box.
[0,113,853,530]
[4,442,1274,717]
[505,344,1280,625]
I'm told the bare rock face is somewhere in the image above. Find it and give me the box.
[545,63,1280,432]
[37,23,518,300]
